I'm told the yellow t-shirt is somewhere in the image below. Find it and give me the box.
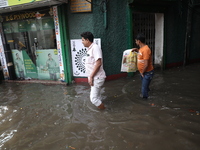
[137,45,153,73]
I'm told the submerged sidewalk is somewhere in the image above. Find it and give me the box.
[0,63,200,150]
[4,79,68,85]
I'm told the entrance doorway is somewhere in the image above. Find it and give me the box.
[132,12,164,68]
[3,17,60,80]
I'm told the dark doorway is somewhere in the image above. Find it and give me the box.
[133,12,155,63]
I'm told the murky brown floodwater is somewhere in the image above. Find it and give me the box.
[0,63,200,150]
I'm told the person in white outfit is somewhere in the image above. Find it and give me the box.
[81,32,106,109]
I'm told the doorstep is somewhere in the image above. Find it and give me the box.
[4,79,67,85]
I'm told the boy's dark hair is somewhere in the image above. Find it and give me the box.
[81,32,94,43]
[135,33,145,43]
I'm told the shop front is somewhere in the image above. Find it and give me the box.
[0,6,66,82]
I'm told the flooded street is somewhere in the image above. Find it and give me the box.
[0,63,200,150]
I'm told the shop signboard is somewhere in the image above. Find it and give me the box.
[70,38,101,77]
[36,49,60,80]
[0,0,42,8]
[0,9,50,22]
[8,0,43,7]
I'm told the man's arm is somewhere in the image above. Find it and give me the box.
[132,48,139,52]
[140,59,148,77]
[88,58,102,86]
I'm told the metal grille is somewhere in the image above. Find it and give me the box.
[133,13,155,62]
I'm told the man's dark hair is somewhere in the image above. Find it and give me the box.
[81,32,94,43]
[135,33,145,43]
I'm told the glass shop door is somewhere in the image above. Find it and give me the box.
[3,17,60,80]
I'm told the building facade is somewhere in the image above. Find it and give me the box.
[0,0,72,83]
[0,0,200,84]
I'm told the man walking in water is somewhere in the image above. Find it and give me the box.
[81,32,106,109]
[132,33,154,99]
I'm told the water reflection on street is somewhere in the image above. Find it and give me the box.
[0,63,200,150]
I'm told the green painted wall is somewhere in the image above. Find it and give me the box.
[65,0,200,78]
[190,5,200,61]
[66,0,130,76]
[163,0,200,66]
[129,0,200,67]
[164,1,187,65]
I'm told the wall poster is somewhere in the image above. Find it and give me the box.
[12,50,37,79]
[36,49,60,80]
[70,38,101,77]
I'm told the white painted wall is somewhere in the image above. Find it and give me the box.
[155,13,164,68]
